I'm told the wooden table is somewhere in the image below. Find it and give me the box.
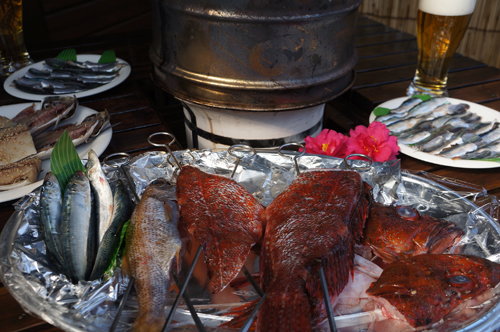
[0,16,499,332]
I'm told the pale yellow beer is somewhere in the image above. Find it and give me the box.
[408,0,476,97]
[0,0,32,75]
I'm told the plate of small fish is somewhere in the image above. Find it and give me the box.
[3,55,131,100]
[0,101,112,203]
[370,97,500,169]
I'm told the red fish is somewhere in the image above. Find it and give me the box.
[367,254,500,328]
[256,169,371,331]
[176,165,265,294]
[362,202,464,262]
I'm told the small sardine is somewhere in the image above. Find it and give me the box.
[18,77,43,86]
[439,143,479,159]
[390,97,424,114]
[89,180,133,280]
[39,173,65,272]
[86,150,114,246]
[25,68,50,79]
[398,131,432,145]
[462,140,500,160]
[388,114,435,134]
[61,170,95,282]
[480,128,500,145]
[406,97,449,118]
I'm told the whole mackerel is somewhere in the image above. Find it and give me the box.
[89,180,133,280]
[86,149,114,246]
[122,178,182,332]
[39,172,65,272]
[61,170,95,282]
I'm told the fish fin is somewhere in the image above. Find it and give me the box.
[258,283,312,332]
[205,240,250,294]
[219,300,258,329]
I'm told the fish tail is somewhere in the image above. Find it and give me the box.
[257,283,312,332]
[130,313,165,332]
[219,300,258,329]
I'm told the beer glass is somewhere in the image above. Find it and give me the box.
[407,0,476,97]
[0,0,33,76]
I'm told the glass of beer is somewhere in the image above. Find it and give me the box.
[407,0,476,97]
[0,0,33,76]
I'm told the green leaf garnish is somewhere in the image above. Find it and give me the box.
[411,94,432,102]
[373,107,391,116]
[105,219,130,276]
[50,130,86,192]
[56,48,77,62]
[98,50,116,63]
[472,158,500,162]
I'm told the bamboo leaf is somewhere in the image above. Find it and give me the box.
[411,94,432,102]
[50,130,86,192]
[105,220,130,276]
[373,107,390,116]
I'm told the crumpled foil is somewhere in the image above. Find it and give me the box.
[1,149,500,332]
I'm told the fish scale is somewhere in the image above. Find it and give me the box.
[122,179,181,332]
[176,165,265,294]
[367,254,500,328]
[60,170,94,282]
[257,169,371,331]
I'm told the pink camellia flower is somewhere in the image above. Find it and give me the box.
[304,129,348,158]
[345,121,399,162]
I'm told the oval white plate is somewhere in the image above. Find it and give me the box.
[0,102,113,202]
[369,97,500,169]
[3,54,131,100]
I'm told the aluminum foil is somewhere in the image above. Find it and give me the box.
[1,149,500,332]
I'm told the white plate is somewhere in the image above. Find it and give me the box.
[0,102,113,202]
[3,54,131,100]
[369,97,500,169]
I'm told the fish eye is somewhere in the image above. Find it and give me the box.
[448,275,472,286]
[396,206,418,220]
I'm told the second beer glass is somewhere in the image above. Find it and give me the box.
[407,0,476,97]
[0,0,33,76]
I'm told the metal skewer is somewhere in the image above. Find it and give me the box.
[148,132,182,169]
[242,265,264,297]
[102,152,140,203]
[238,293,267,332]
[277,143,306,175]
[171,270,206,332]
[162,245,203,332]
[343,153,373,171]
[109,276,135,332]
[227,145,256,178]
[319,267,338,332]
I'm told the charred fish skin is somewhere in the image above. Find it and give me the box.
[367,254,500,328]
[86,149,114,247]
[122,178,182,332]
[39,172,66,272]
[176,165,265,294]
[89,180,133,280]
[258,170,371,331]
[60,170,94,282]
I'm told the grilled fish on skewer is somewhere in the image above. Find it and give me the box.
[176,165,265,294]
[257,169,371,331]
[122,178,182,332]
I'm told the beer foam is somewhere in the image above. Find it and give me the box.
[419,0,476,16]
